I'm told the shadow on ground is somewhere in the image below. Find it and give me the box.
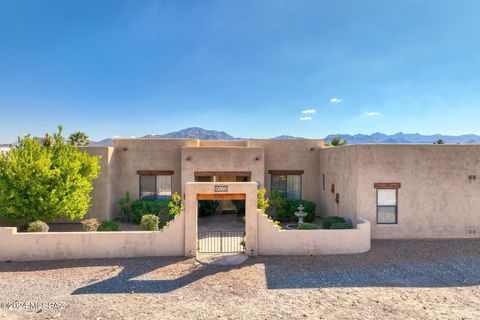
[1,239,479,294]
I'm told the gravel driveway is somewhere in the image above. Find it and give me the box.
[1,239,480,319]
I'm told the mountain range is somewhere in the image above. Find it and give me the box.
[2,127,480,147]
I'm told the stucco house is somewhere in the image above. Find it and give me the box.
[84,138,480,240]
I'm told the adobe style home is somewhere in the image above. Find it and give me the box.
[85,138,480,240]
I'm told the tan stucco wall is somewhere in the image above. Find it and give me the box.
[248,140,323,204]
[111,139,198,217]
[0,214,185,261]
[82,147,115,221]
[318,145,480,239]
[318,146,358,223]
[181,147,265,194]
[257,213,371,255]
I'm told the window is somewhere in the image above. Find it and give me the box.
[139,174,172,200]
[376,189,397,224]
[271,174,302,200]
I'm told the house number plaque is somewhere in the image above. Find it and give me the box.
[214,185,228,192]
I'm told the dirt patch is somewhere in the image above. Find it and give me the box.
[1,239,480,319]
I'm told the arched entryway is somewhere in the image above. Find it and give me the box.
[184,182,258,257]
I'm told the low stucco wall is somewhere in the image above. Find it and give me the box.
[257,212,371,255]
[0,214,185,262]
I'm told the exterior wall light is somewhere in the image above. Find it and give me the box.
[331,184,335,194]
[122,147,128,151]
[255,156,260,161]
[310,147,315,151]
[186,156,192,161]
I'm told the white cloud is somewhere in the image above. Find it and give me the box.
[300,116,312,121]
[330,97,343,104]
[302,108,316,114]
[366,111,381,116]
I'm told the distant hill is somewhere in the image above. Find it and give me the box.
[144,127,236,140]
[324,132,480,144]
[3,128,480,146]
[271,135,306,140]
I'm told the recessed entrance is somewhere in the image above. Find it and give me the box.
[197,194,246,253]
[184,182,258,257]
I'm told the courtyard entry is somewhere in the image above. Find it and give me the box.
[184,182,258,257]
[197,193,245,253]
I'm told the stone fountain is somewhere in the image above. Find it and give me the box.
[286,204,309,230]
[295,204,307,224]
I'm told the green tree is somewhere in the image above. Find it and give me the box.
[433,139,445,144]
[325,135,347,147]
[68,131,89,147]
[0,126,101,223]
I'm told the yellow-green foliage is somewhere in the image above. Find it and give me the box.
[0,126,100,223]
[82,218,101,231]
[141,214,159,231]
[27,220,49,232]
[257,188,269,212]
[168,192,184,218]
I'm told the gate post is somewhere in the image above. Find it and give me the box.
[184,184,198,257]
[245,183,258,256]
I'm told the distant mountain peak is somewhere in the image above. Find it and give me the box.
[146,127,236,140]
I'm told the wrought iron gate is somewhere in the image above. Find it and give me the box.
[197,231,246,253]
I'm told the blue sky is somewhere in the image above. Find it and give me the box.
[1,0,480,142]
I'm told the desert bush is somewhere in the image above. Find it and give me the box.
[141,214,159,231]
[0,126,100,223]
[257,188,269,212]
[98,220,119,231]
[27,220,49,232]
[129,199,169,224]
[118,192,131,222]
[323,216,346,229]
[168,192,184,218]
[266,190,288,221]
[82,218,101,231]
[198,200,219,217]
[297,222,320,230]
[329,222,353,229]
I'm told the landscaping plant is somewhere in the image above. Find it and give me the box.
[98,220,120,231]
[141,214,159,231]
[118,192,131,222]
[27,220,49,232]
[297,222,320,230]
[257,188,269,212]
[0,126,100,224]
[329,222,353,229]
[323,216,353,229]
[82,218,101,231]
[168,192,184,218]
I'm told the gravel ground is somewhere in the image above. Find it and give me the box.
[1,239,480,320]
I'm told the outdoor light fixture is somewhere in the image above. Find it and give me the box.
[186,156,191,161]
[331,184,335,194]
[255,156,260,161]
[310,147,315,151]
[335,193,340,204]
[250,249,254,256]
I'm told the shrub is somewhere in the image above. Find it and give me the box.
[286,200,316,223]
[273,220,282,229]
[168,192,184,218]
[329,222,353,229]
[141,214,159,231]
[98,220,119,231]
[266,190,288,221]
[323,216,347,229]
[257,188,269,212]
[0,126,100,223]
[27,220,49,232]
[118,192,131,222]
[129,199,169,224]
[82,218,101,231]
[297,222,320,230]
[198,200,219,217]
[232,200,246,214]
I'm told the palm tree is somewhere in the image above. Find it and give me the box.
[433,139,445,145]
[68,131,89,147]
[325,135,347,147]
